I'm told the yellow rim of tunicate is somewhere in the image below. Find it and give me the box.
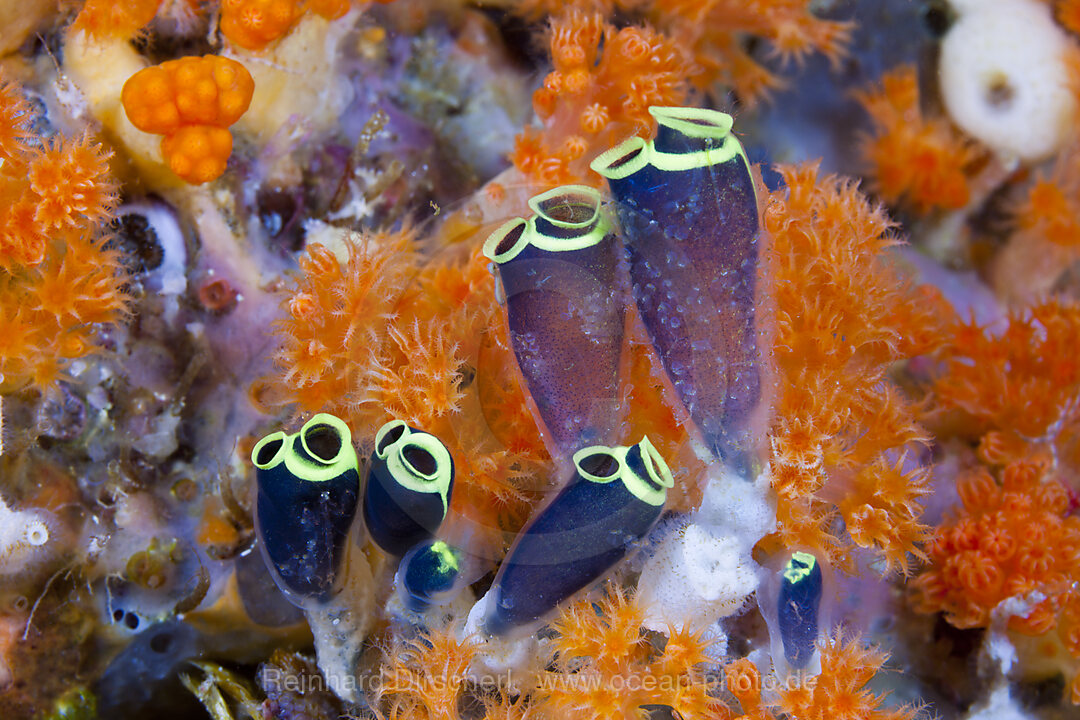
[783,551,818,584]
[483,217,529,264]
[252,431,291,470]
[527,185,601,229]
[590,136,649,181]
[573,436,674,507]
[649,106,734,140]
[649,132,748,173]
[283,413,359,483]
[376,421,454,512]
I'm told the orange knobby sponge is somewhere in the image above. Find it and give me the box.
[121,55,254,184]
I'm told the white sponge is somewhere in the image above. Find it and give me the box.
[940,0,1078,163]
[636,466,776,632]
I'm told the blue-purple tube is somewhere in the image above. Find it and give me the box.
[483,185,624,459]
[590,107,763,471]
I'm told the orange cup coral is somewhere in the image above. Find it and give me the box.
[121,55,254,184]
[0,76,128,394]
[220,0,304,50]
[220,0,355,50]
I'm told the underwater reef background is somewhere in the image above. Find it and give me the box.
[2,0,1080,719]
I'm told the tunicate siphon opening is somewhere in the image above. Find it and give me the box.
[607,147,642,170]
[530,186,600,228]
[578,451,619,479]
[254,434,286,467]
[377,422,406,455]
[543,198,594,225]
[402,445,438,477]
[639,437,673,491]
[625,444,664,492]
[303,424,341,463]
[649,106,733,138]
[495,223,526,256]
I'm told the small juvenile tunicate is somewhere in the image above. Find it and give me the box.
[777,551,823,669]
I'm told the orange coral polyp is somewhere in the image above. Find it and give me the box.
[28,133,118,231]
[71,0,163,40]
[854,65,981,215]
[914,460,1080,634]
[220,0,303,50]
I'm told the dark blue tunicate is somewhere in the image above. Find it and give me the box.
[399,539,467,613]
[363,420,454,557]
[251,414,361,606]
[591,107,762,472]
[778,551,823,669]
[485,437,673,636]
[482,186,625,458]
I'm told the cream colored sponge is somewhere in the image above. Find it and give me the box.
[940,0,1077,163]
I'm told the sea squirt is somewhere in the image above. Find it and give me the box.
[483,185,625,459]
[250,413,360,607]
[591,106,763,473]
[363,419,455,557]
[483,436,673,636]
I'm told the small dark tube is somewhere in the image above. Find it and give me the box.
[484,436,673,636]
[251,414,361,607]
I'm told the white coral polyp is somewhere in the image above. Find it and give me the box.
[24,520,49,547]
[0,498,52,576]
[940,0,1078,163]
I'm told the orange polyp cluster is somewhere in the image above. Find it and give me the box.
[29,136,122,231]
[219,0,357,50]
[854,65,984,215]
[763,163,949,573]
[374,627,477,720]
[912,459,1080,695]
[775,633,918,720]
[70,0,163,39]
[541,586,725,720]
[121,55,254,184]
[512,9,695,186]
[0,75,127,393]
[160,125,234,185]
[644,0,852,106]
[931,299,1080,462]
[1019,177,1080,248]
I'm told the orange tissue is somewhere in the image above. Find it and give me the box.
[121,55,254,184]
[220,0,304,50]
